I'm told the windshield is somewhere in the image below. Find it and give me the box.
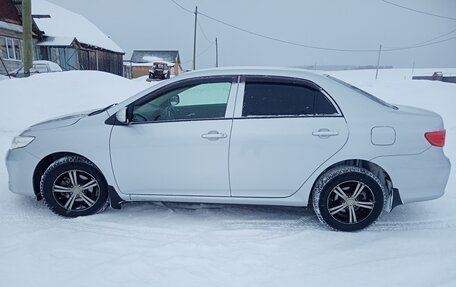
[326,75,398,110]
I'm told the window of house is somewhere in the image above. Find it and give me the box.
[0,37,22,60]
[132,82,232,122]
[242,82,338,117]
[0,38,7,59]
[13,39,21,60]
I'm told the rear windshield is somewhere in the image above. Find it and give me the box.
[325,75,398,110]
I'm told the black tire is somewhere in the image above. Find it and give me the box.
[40,156,109,217]
[312,166,385,231]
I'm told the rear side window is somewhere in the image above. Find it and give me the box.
[242,82,338,117]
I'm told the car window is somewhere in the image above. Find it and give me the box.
[33,64,49,73]
[132,82,232,123]
[242,82,338,117]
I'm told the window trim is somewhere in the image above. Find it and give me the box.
[127,75,239,125]
[234,75,343,119]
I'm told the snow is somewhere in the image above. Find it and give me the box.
[0,20,22,33]
[139,56,175,66]
[32,0,124,53]
[35,36,74,47]
[1,68,456,286]
[0,71,149,132]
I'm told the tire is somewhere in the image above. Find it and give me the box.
[40,156,109,217]
[312,166,385,231]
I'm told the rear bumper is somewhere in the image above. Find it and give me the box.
[5,148,39,197]
[372,147,451,204]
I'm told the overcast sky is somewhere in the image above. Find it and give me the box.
[45,0,456,70]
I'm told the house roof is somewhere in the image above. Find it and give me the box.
[31,0,124,54]
[131,50,180,64]
[8,0,43,36]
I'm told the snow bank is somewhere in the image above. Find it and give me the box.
[0,70,149,132]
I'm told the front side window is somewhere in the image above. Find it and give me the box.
[132,82,232,123]
[242,82,338,117]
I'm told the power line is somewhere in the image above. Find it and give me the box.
[182,41,216,65]
[198,19,212,43]
[380,0,456,21]
[385,26,456,48]
[169,0,193,13]
[169,0,456,52]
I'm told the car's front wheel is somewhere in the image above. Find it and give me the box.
[312,166,385,231]
[40,156,109,217]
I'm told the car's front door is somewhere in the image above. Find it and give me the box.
[229,77,349,198]
[110,77,237,196]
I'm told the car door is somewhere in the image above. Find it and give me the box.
[110,76,238,196]
[229,76,349,198]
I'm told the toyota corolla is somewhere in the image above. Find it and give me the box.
[5,67,451,231]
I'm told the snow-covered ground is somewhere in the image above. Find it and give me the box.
[1,69,455,287]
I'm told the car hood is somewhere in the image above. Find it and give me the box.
[26,109,97,131]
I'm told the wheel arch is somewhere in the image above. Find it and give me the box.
[309,159,395,209]
[32,152,105,200]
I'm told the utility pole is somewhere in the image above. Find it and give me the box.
[411,61,415,76]
[375,44,382,80]
[215,37,219,67]
[193,6,198,70]
[22,0,33,77]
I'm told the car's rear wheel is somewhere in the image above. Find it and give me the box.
[40,156,109,217]
[312,166,385,231]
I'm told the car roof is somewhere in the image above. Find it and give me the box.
[180,66,326,80]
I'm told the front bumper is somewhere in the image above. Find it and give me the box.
[5,147,39,196]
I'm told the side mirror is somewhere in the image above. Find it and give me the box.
[169,95,180,106]
[115,107,129,125]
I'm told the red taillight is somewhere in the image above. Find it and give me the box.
[425,130,446,147]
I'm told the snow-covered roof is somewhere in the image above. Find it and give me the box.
[131,50,180,64]
[32,0,124,54]
[0,20,22,33]
[35,36,74,47]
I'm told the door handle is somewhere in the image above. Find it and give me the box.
[202,131,227,140]
[312,128,339,138]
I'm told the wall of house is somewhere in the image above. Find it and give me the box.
[36,45,123,76]
[132,66,151,78]
[37,46,79,71]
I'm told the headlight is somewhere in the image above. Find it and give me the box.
[11,136,35,150]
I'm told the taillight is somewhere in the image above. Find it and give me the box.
[425,130,446,147]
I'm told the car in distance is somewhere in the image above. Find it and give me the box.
[147,62,171,81]
[10,60,63,78]
[6,67,451,231]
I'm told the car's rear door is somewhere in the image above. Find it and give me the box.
[229,76,349,197]
[110,76,238,196]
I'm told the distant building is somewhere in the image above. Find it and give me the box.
[126,50,182,79]
[0,0,42,75]
[30,0,125,76]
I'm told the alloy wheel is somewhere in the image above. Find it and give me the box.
[52,170,100,211]
[327,180,376,224]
